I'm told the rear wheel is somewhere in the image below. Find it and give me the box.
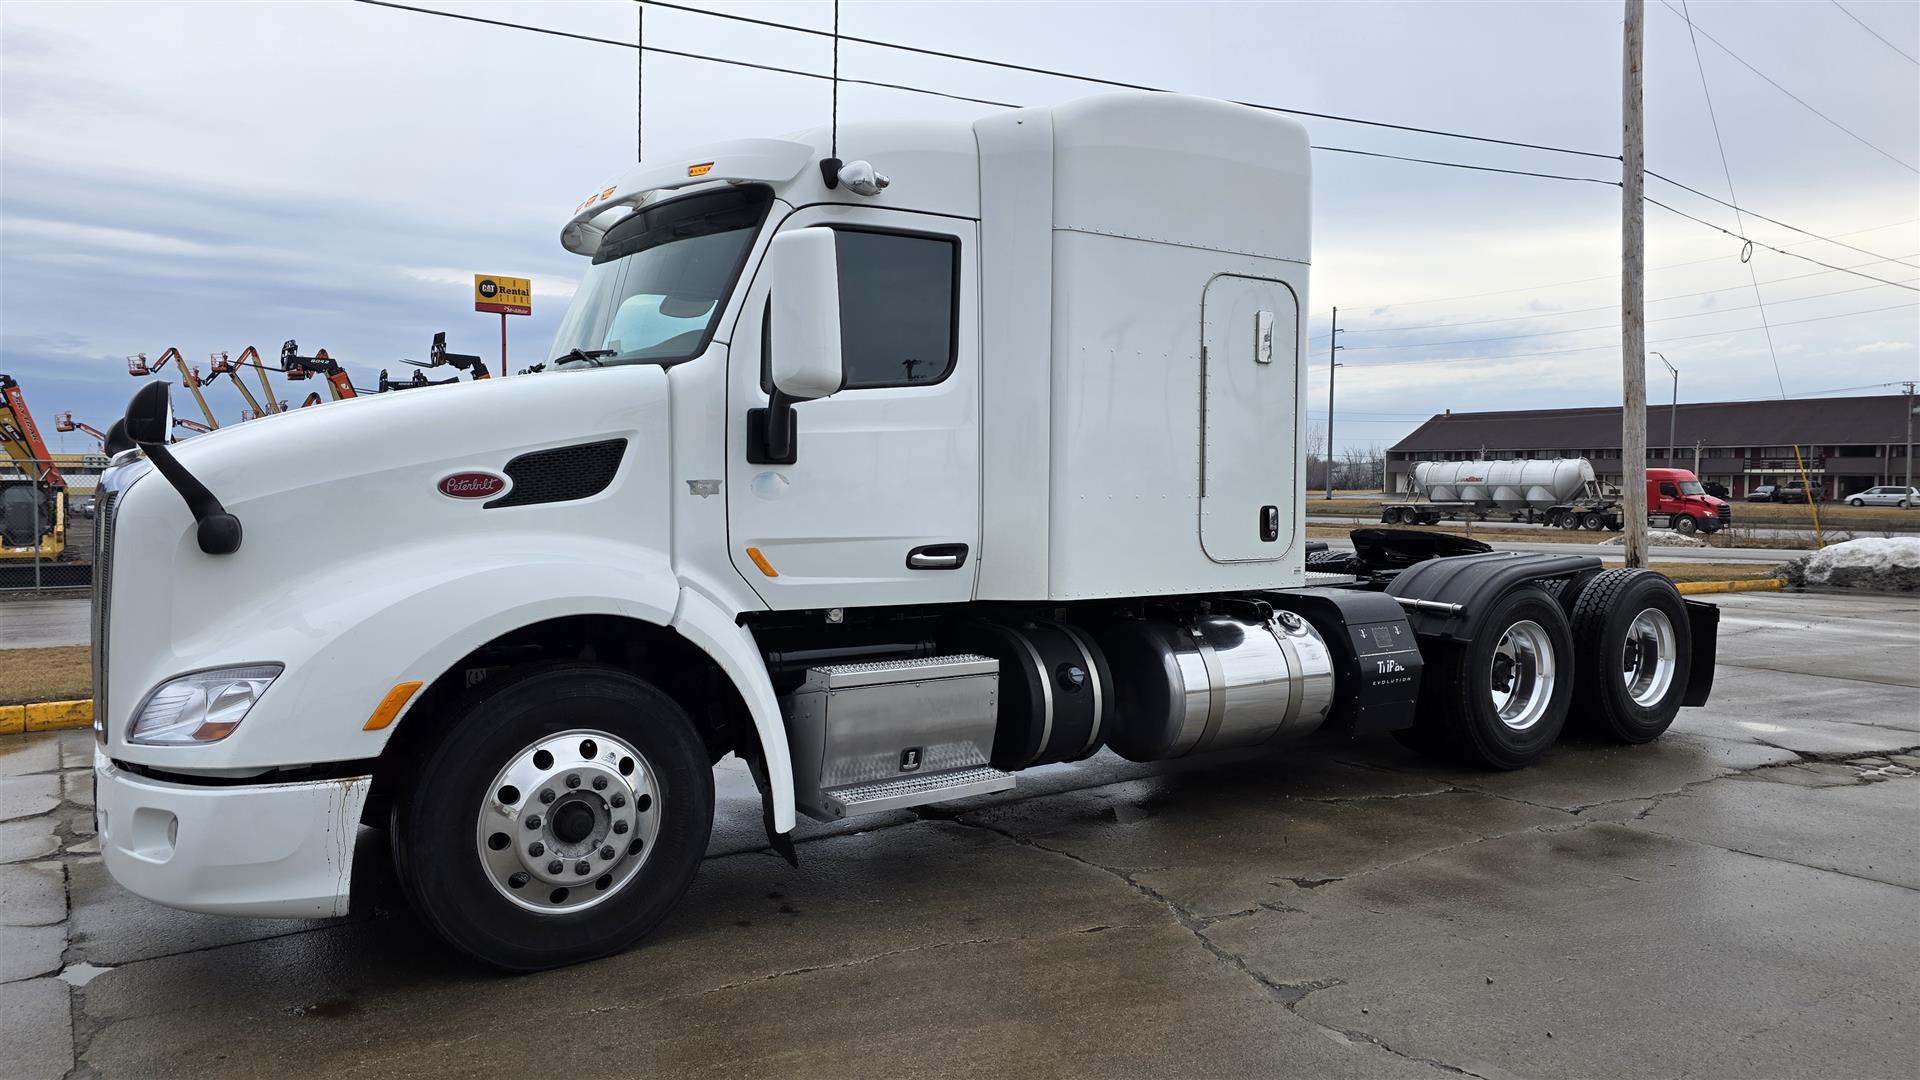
[1569,569,1691,743]
[1581,511,1605,531]
[391,662,715,970]
[1409,587,1573,770]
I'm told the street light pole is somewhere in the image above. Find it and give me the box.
[1653,351,1677,464]
[1905,379,1915,504]
[1324,307,1344,500]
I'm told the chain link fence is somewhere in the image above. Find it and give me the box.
[1,459,95,592]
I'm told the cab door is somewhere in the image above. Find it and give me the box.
[726,206,979,610]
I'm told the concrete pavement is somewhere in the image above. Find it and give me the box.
[3,591,1915,1079]
[0,600,91,650]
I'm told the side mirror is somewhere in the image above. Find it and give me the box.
[125,381,174,446]
[102,418,135,458]
[766,228,843,399]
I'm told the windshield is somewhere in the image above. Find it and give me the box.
[1678,480,1705,496]
[548,184,773,367]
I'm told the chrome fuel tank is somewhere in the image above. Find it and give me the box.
[1097,611,1336,762]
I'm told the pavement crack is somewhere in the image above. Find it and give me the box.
[1625,824,1920,893]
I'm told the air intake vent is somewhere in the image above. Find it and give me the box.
[486,439,627,509]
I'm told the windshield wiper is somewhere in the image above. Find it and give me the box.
[553,348,616,367]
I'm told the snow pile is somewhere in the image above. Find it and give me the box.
[1776,537,1920,592]
[1598,529,1706,548]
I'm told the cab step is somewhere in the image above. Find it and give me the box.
[820,766,1015,819]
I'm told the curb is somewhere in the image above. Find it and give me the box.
[1675,578,1785,596]
[0,699,94,735]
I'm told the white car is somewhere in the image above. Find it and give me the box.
[1847,485,1918,507]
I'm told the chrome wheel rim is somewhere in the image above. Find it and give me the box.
[1621,608,1677,708]
[1489,620,1555,731]
[474,729,661,915]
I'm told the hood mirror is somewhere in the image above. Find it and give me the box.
[124,381,174,446]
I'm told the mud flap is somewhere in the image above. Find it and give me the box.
[743,748,799,868]
[1681,599,1720,707]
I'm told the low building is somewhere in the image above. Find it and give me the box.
[1385,394,1915,500]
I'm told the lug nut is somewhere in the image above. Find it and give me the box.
[592,776,608,791]
[610,793,627,809]
[574,859,591,875]
[565,773,581,789]
[528,841,545,857]
[612,820,629,835]
[600,845,616,860]
[525,814,542,830]
[548,859,564,875]
[539,789,556,804]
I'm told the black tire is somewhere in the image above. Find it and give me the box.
[1568,569,1691,744]
[1582,511,1605,531]
[391,662,715,971]
[1559,512,1580,531]
[1670,515,1699,536]
[1847,498,1863,507]
[1411,587,1573,770]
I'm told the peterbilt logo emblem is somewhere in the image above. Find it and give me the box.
[438,471,507,499]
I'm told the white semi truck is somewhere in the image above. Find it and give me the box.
[89,93,1719,970]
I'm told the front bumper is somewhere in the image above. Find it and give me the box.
[95,748,371,918]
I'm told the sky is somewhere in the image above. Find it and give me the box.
[2,0,1916,456]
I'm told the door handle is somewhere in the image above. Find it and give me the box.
[906,544,969,570]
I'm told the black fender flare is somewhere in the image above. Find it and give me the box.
[1385,551,1605,645]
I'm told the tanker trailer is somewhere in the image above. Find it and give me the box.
[1385,459,1622,528]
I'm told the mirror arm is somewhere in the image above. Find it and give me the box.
[766,386,796,460]
[137,441,243,555]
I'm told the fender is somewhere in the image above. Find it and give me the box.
[669,588,795,833]
[1386,551,1603,644]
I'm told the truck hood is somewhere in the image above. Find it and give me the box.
[164,366,668,507]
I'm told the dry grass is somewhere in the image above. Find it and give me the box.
[1644,561,1782,583]
[0,646,91,705]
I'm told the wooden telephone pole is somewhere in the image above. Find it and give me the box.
[1622,0,1649,568]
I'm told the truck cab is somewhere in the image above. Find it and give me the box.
[88,92,1719,970]
[1645,468,1730,536]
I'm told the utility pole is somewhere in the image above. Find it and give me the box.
[1621,0,1648,568]
[1693,439,1702,478]
[1324,308,1344,500]
[1905,380,1915,503]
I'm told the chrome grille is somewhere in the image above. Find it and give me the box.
[91,489,117,742]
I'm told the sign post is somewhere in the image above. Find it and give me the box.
[473,275,532,374]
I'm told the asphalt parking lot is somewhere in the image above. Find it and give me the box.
[3,590,1915,1080]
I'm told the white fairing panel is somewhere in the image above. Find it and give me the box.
[1201,274,1299,562]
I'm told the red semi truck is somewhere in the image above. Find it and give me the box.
[1384,461,1731,536]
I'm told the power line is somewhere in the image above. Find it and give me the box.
[1338,279,1914,352]
[1829,1,1919,66]
[635,0,1622,162]
[1326,218,1920,316]
[1329,253,1920,336]
[1646,170,1918,269]
[1655,0,1919,174]
[1348,301,1919,371]
[350,0,1017,110]
[1311,146,1617,186]
[1646,197,1920,292]
[1677,0,1790,408]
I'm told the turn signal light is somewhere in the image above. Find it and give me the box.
[363,681,423,731]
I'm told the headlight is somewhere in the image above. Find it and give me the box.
[129,665,282,745]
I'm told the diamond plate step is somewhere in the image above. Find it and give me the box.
[818,766,1015,819]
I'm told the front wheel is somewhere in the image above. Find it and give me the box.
[1848,498,1864,507]
[1411,587,1573,770]
[392,663,715,971]
[1670,514,1699,536]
